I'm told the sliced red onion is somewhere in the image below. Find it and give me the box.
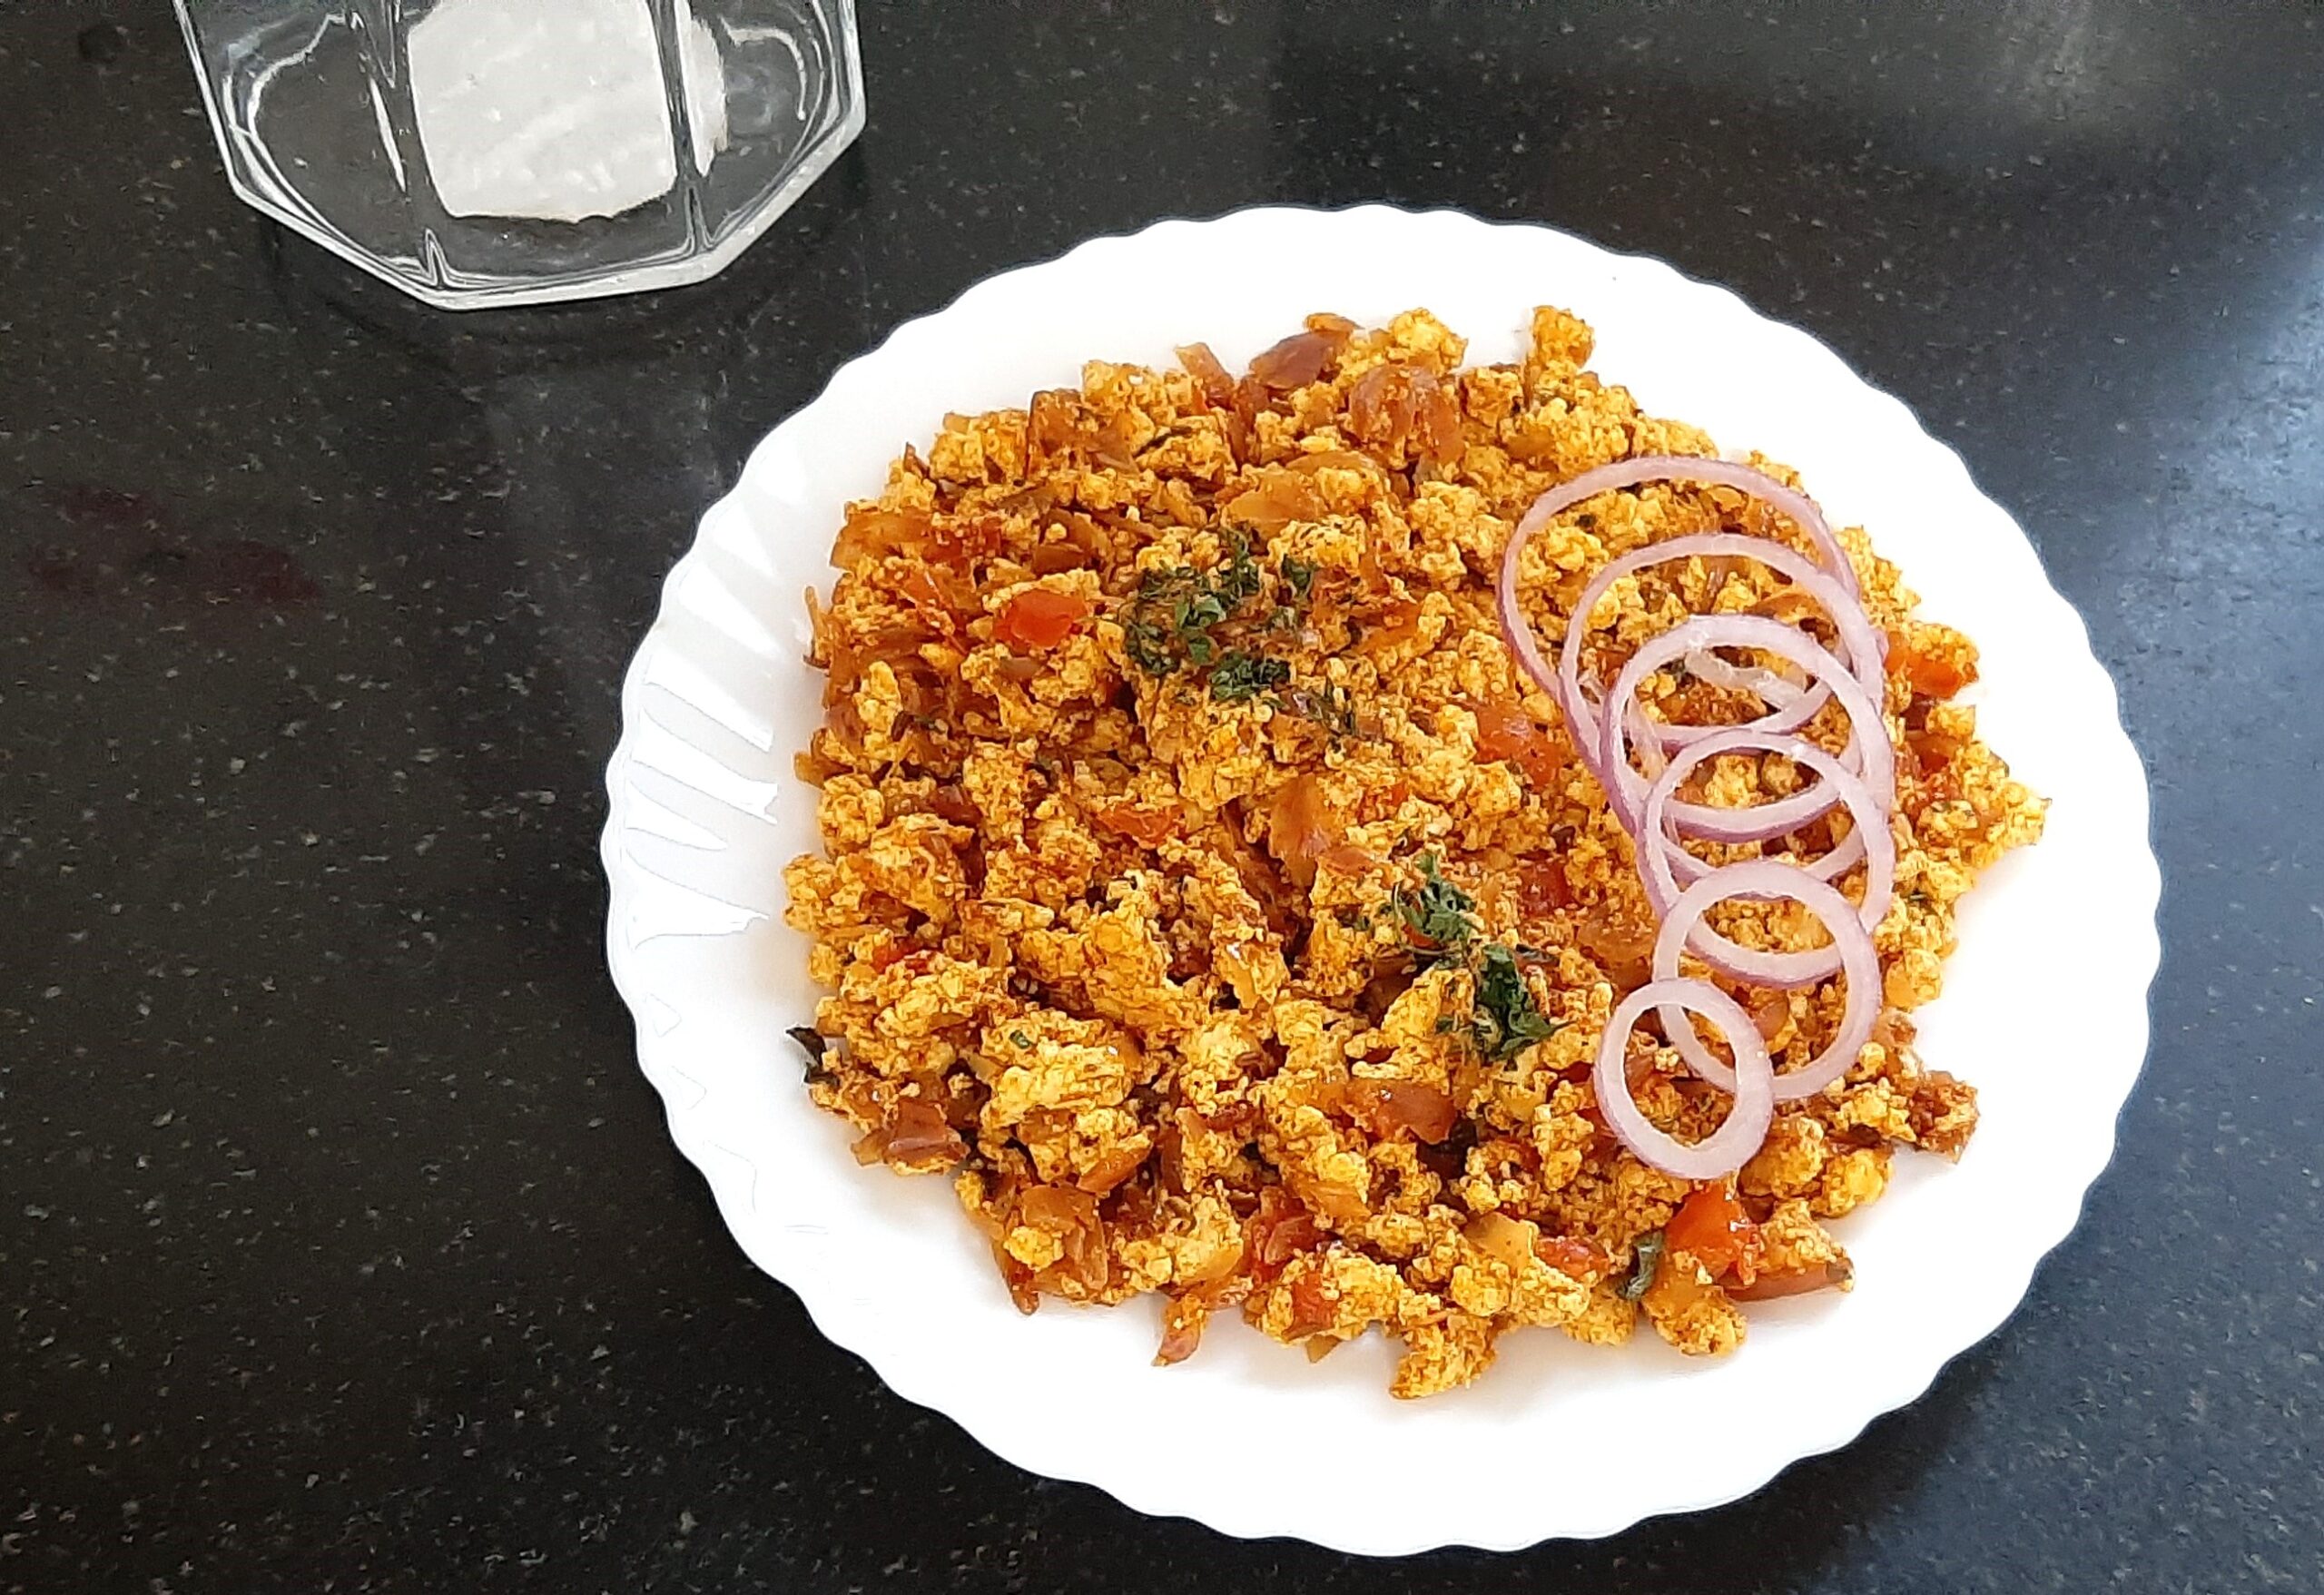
[1494,453,1903,1165]
[1654,816,1869,895]
[1602,615,1893,842]
[1498,465,1868,755]
[1493,524,1579,745]
[1651,855,1882,991]
[1592,978,1776,1178]
[1637,728,1896,929]
[1628,697,1668,784]
[1548,534,1878,769]
[1652,862,1881,1102]
[1683,647,1806,707]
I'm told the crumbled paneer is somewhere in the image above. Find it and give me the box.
[783,309,2043,1395]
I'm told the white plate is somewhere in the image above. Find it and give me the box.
[599,205,2159,1553]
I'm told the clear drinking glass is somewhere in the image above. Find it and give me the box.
[174,0,863,309]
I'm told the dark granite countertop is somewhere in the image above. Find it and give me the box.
[5,4,2319,1590]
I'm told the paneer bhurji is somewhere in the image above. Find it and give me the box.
[783,307,2043,1397]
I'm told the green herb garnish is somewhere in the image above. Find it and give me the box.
[1376,854,1565,1061]
[1395,852,1478,962]
[1620,1231,1666,1302]
[1273,682,1358,737]
[1210,652,1290,702]
[1123,615,1179,675]
[1121,533,1297,694]
[1470,942,1561,1060]
[1278,555,1315,598]
[1009,1030,1033,1049]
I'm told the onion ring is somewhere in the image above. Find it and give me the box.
[1652,862,1882,1098]
[1637,727,1896,929]
[1500,531,1881,781]
[1601,615,1894,841]
[1495,458,1902,1175]
[1560,537,1880,762]
[1591,978,1777,1180]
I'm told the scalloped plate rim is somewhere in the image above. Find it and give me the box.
[599,202,2160,1554]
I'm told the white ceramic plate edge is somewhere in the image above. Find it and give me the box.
[600,204,2161,1553]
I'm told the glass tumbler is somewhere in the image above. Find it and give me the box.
[174,0,863,309]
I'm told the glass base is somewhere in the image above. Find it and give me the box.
[175,0,864,310]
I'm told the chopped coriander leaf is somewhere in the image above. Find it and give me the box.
[1397,852,1477,959]
[1209,652,1290,701]
[1470,941,1562,1060]
[1274,681,1358,737]
[1278,555,1315,597]
[1372,855,1563,1062]
[1214,531,1264,604]
[1124,618,1177,675]
[1122,536,1270,679]
[1009,1030,1033,1049]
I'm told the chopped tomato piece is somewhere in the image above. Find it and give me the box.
[1285,1270,1336,1338]
[1533,1235,1604,1279]
[1246,1186,1322,1282]
[1729,1257,1852,1301]
[1516,860,1573,917]
[1665,1182,1765,1282]
[1474,699,1569,785]
[995,586,1093,649]
[1579,909,1656,989]
[1885,627,1977,698]
[1344,1079,1458,1145]
[1091,803,1178,846]
[1907,724,1966,776]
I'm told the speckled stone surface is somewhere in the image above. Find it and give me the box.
[2,4,2319,1590]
